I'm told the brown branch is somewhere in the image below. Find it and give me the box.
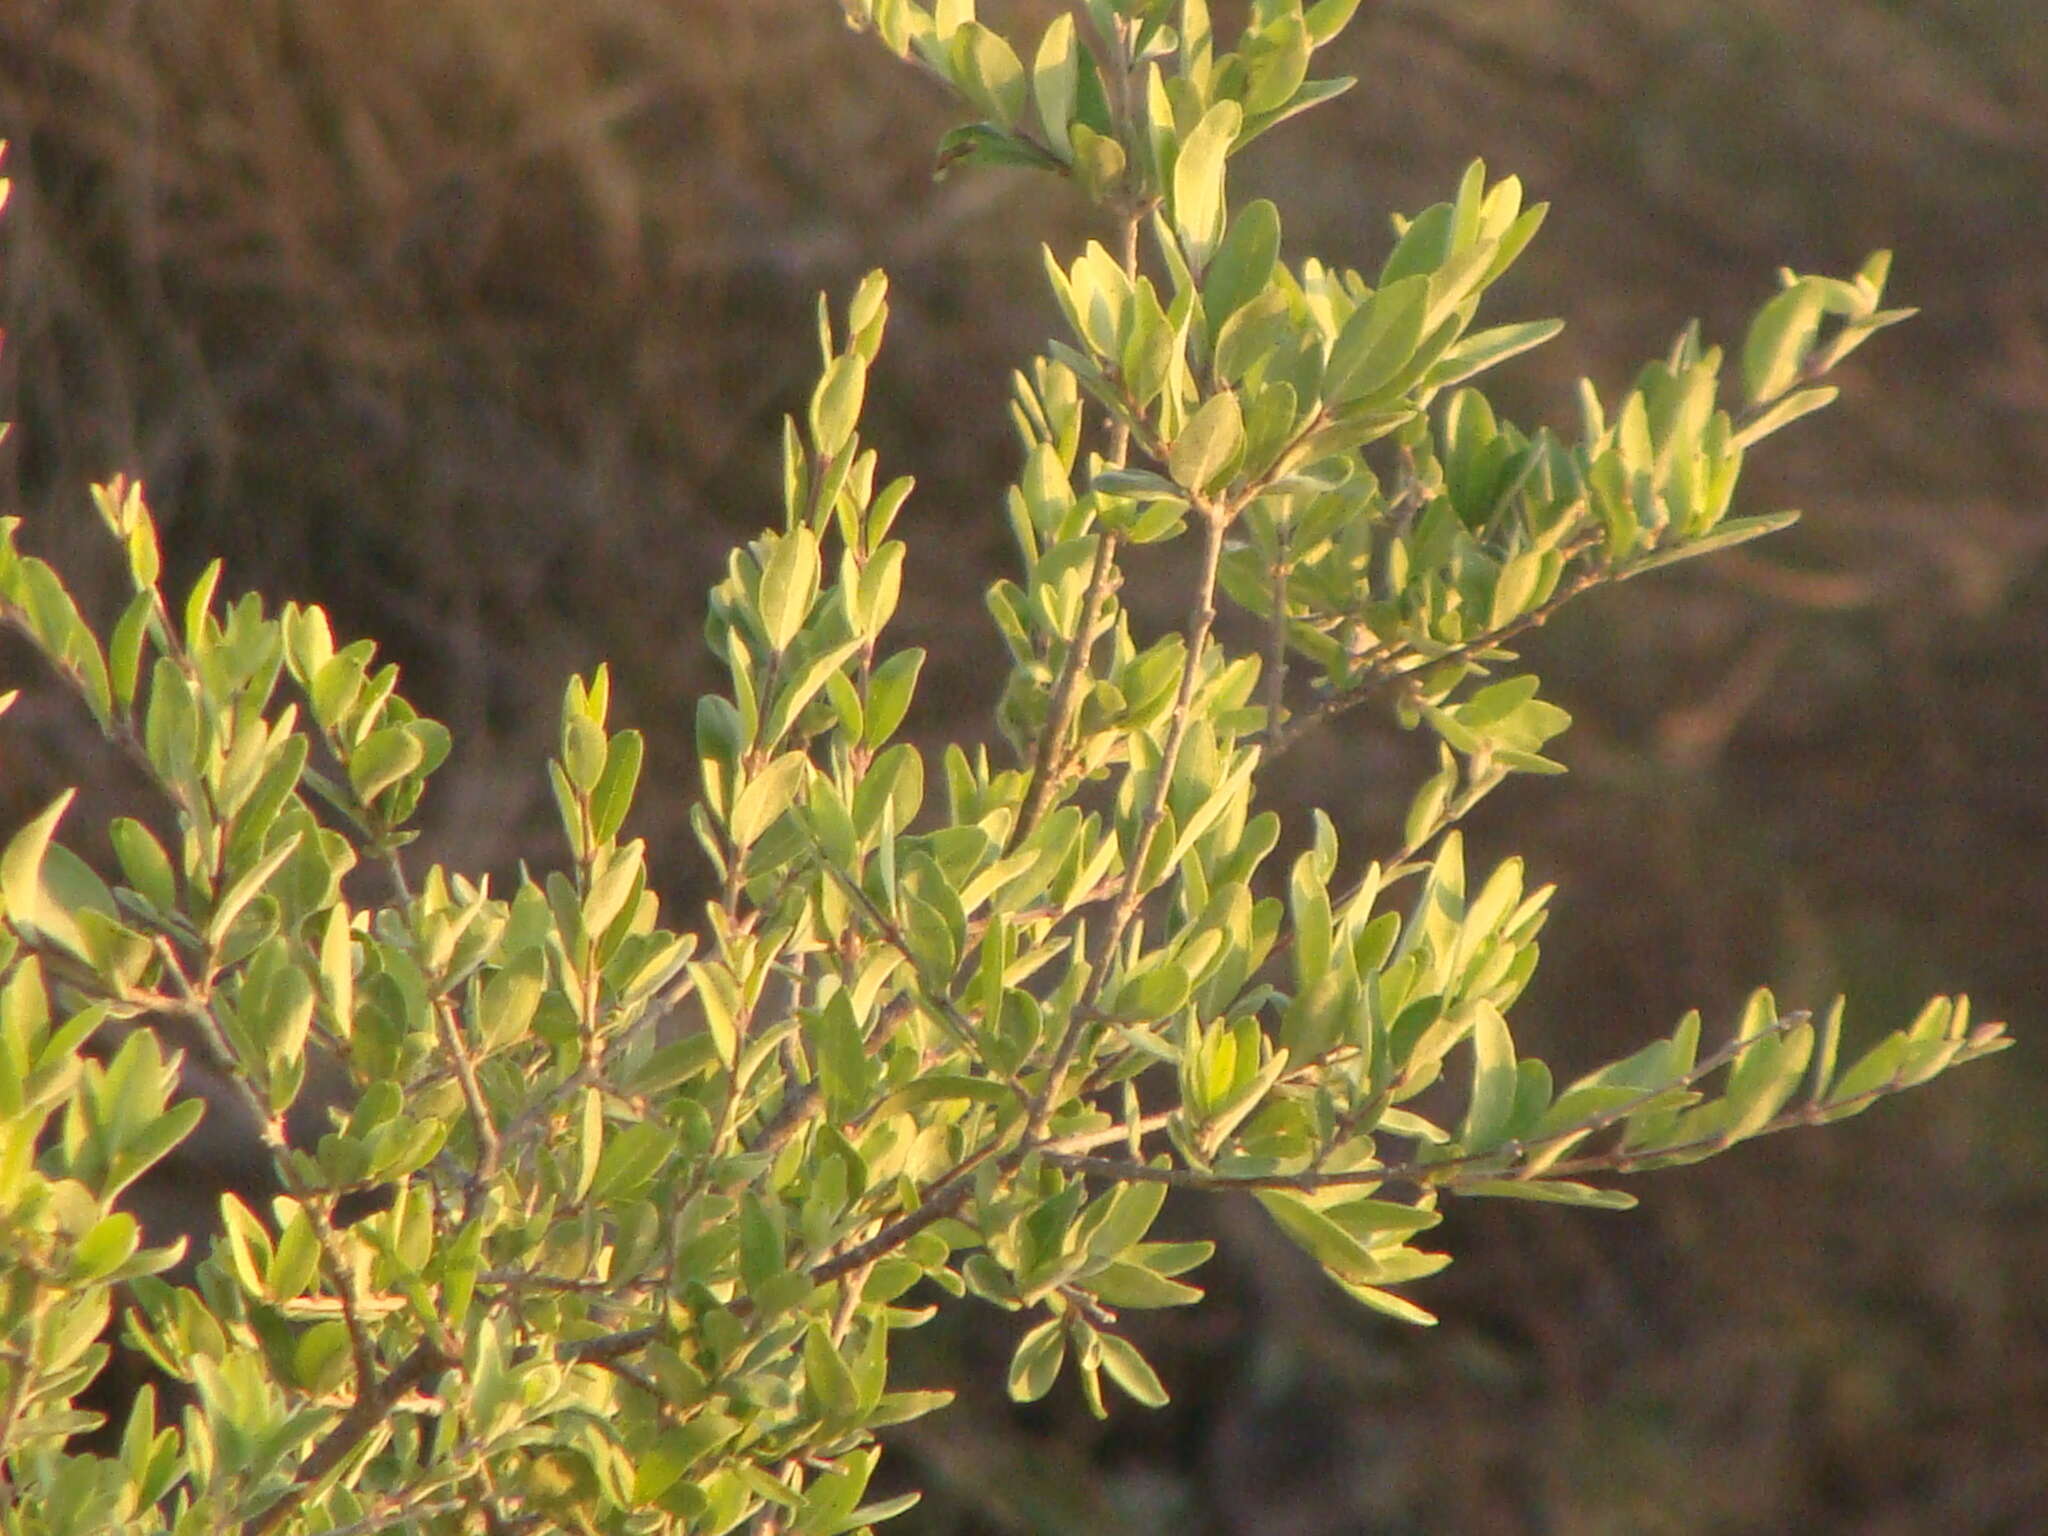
[809,1168,980,1285]
[746,1082,822,1161]
[1262,543,1292,752]
[1022,507,1230,1145]
[1040,1011,1825,1198]
[1269,558,1607,761]
[154,940,382,1395]
[1010,530,1123,850]
[817,860,1008,1068]
[1009,209,1145,852]
[557,1325,661,1367]
[434,999,501,1217]
[242,1341,452,1536]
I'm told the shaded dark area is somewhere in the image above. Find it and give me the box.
[2,1,2044,1530]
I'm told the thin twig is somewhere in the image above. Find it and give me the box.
[154,939,382,1396]
[1032,506,1231,1141]
[1262,541,1291,751]
[1270,559,1606,760]
[242,1342,451,1536]
[433,998,501,1215]
[809,1165,981,1285]
[1010,531,1123,850]
[1009,209,1145,851]
[1040,1011,1829,1197]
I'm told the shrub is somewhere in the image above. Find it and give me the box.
[0,3,2010,1532]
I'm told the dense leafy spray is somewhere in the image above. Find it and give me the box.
[0,3,2009,1531]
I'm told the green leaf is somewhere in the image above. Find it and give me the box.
[591,1121,679,1202]
[1255,1189,1380,1281]
[1238,75,1357,149]
[217,1193,274,1298]
[348,726,425,806]
[206,834,302,950]
[936,121,1067,178]
[103,1096,204,1203]
[1067,122,1128,203]
[0,792,85,954]
[953,22,1029,130]
[1097,1332,1169,1406]
[310,645,370,730]
[729,751,810,848]
[864,648,924,749]
[1093,468,1187,502]
[1743,281,1827,404]
[1007,1316,1066,1403]
[738,1192,784,1297]
[1824,1032,1913,1116]
[477,948,546,1052]
[811,992,875,1118]
[1081,1177,1167,1258]
[574,1084,604,1203]
[1120,275,1179,409]
[1324,1197,1441,1242]
[1306,0,1365,46]
[1458,1003,1517,1150]
[108,590,153,713]
[853,539,907,636]
[1171,101,1242,270]
[182,559,222,646]
[1334,1279,1438,1326]
[68,1212,141,1284]
[1803,996,1846,1107]
[561,712,607,794]
[267,1210,321,1302]
[1458,1179,1638,1210]
[1242,18,1311,118]
[1625,510,1800,575]
[764,639,862,746]
[1202,199,1281,349]
[1424,318,1564,390]
[1719,1020,1813,1144]
[1731,385,1838,450]
[1032,14,1079,157]
[1323,274,1429,405]
[1086,1260,1204,1308]
[590,729,644,845]
[804,1321,862,1419]
[871,1073,1017,1117]
[1168,391,1245,495]
[869,1389,955,1429]
[1108,958,1191,1022]
[107,818,177,916]
[633,1415,742,1504]
[1380,203,1455,288]
[758,526,823,652]
[809,353,869,460]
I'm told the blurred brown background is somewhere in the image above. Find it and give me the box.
[2,1,2044,1530]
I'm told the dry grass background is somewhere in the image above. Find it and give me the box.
[2,1,2046,1530]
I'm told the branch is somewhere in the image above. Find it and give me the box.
[817,859,1010,1069]
[434,998,501,1219]
[1010,530,1122,849]
[1041,1011,1823,1196]
[809,1165,980,1285]
[1031,506,1230,1142]
[242,1341,451,1536]
[1009,209,1145,852]
[557,1325,661,1367]
[1269,552,1607,760]
[154,939,384,1396]
[1261,540,1292,753]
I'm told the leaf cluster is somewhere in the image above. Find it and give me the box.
[0,9,2007,1533]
